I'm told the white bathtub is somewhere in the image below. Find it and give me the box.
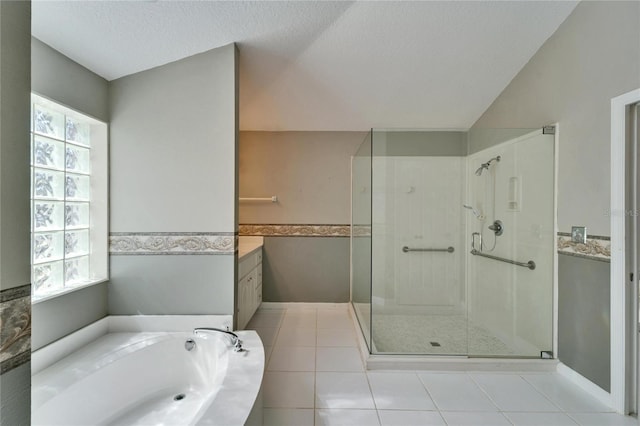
[32,317,264,426]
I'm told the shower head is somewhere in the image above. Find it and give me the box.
[474,156,501,176]
[474,165,488,176]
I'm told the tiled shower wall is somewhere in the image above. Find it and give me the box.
[370,156,465,314]
[108,44,239,317]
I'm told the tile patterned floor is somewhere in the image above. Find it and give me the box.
[246,304,636,426]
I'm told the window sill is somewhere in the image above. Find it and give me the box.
[32,278,108,305]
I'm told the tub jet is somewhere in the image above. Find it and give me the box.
[173,393,186,401]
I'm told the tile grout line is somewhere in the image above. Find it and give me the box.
[466,372,506,416]
[517,373,564,413]
[564,412,591,426]
[415,372,450,425]
[313,306,317,426]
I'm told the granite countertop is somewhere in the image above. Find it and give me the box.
[238,236,263,259]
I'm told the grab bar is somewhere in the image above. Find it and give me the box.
[239,196,278,203]
[470,249,536,270]
[402,246,454,253]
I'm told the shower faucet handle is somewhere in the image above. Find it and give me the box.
[488,220,504,236]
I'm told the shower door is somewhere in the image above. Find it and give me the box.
[466,129,555,357]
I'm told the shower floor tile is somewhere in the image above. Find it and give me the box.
[370,311,514,355]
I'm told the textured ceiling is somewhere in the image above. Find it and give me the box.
[32,1,578,131]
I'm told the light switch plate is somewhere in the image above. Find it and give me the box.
[571,226,587,244]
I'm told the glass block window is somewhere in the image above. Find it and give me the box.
[31,96,108,301]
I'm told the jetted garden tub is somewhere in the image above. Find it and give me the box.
[31,316,264,426]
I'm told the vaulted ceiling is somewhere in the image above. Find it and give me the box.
[32,1,578,131]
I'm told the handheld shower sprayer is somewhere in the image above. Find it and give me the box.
[463,204,485,220]
[474,155,501,176]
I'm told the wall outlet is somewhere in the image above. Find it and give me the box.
[571,226,587,244]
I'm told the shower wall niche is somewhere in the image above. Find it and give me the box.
[351,129,556,358]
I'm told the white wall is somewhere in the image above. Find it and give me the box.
[108,44,238,315]
[371,156,465,314]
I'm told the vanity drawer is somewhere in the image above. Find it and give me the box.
[239,251,259,278]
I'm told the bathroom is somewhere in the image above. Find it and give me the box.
[1,1,640,425]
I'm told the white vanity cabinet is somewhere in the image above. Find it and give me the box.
[237,247,263,330]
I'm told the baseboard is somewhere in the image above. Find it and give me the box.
[557,362,613,409]
[348,303,373,363]
[260,302,349,309]
[367,355,558,371]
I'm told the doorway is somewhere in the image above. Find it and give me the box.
[611,89,640,415]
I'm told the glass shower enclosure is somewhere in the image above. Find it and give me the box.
[351,128,555,358]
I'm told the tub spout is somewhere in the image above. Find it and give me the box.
[194,327,243,352]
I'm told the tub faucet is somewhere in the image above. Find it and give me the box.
[194,327,243,352]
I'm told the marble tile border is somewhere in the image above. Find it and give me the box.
[239,224,353,237]
[557,232,611,262]
[110,232,237,255]
[1,285,31,374]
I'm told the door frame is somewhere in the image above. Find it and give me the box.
[611,88,640,414]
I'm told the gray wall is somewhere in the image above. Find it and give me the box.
[31,283,108,351]
[109,256,235,314]
[471,1,640,236]
[240,131,363,303]
[0,1,31,424]
[558,254,610,391]
[0,363,31,426]
[470,1,639,389]
[31,38,109,122]
[30,37,111,350]
[262,237,350,303]
[109,44,238,315]
[240,131,365,225]
[466,128,534,155]
[1,3,31,293]
[373,130,467,157]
